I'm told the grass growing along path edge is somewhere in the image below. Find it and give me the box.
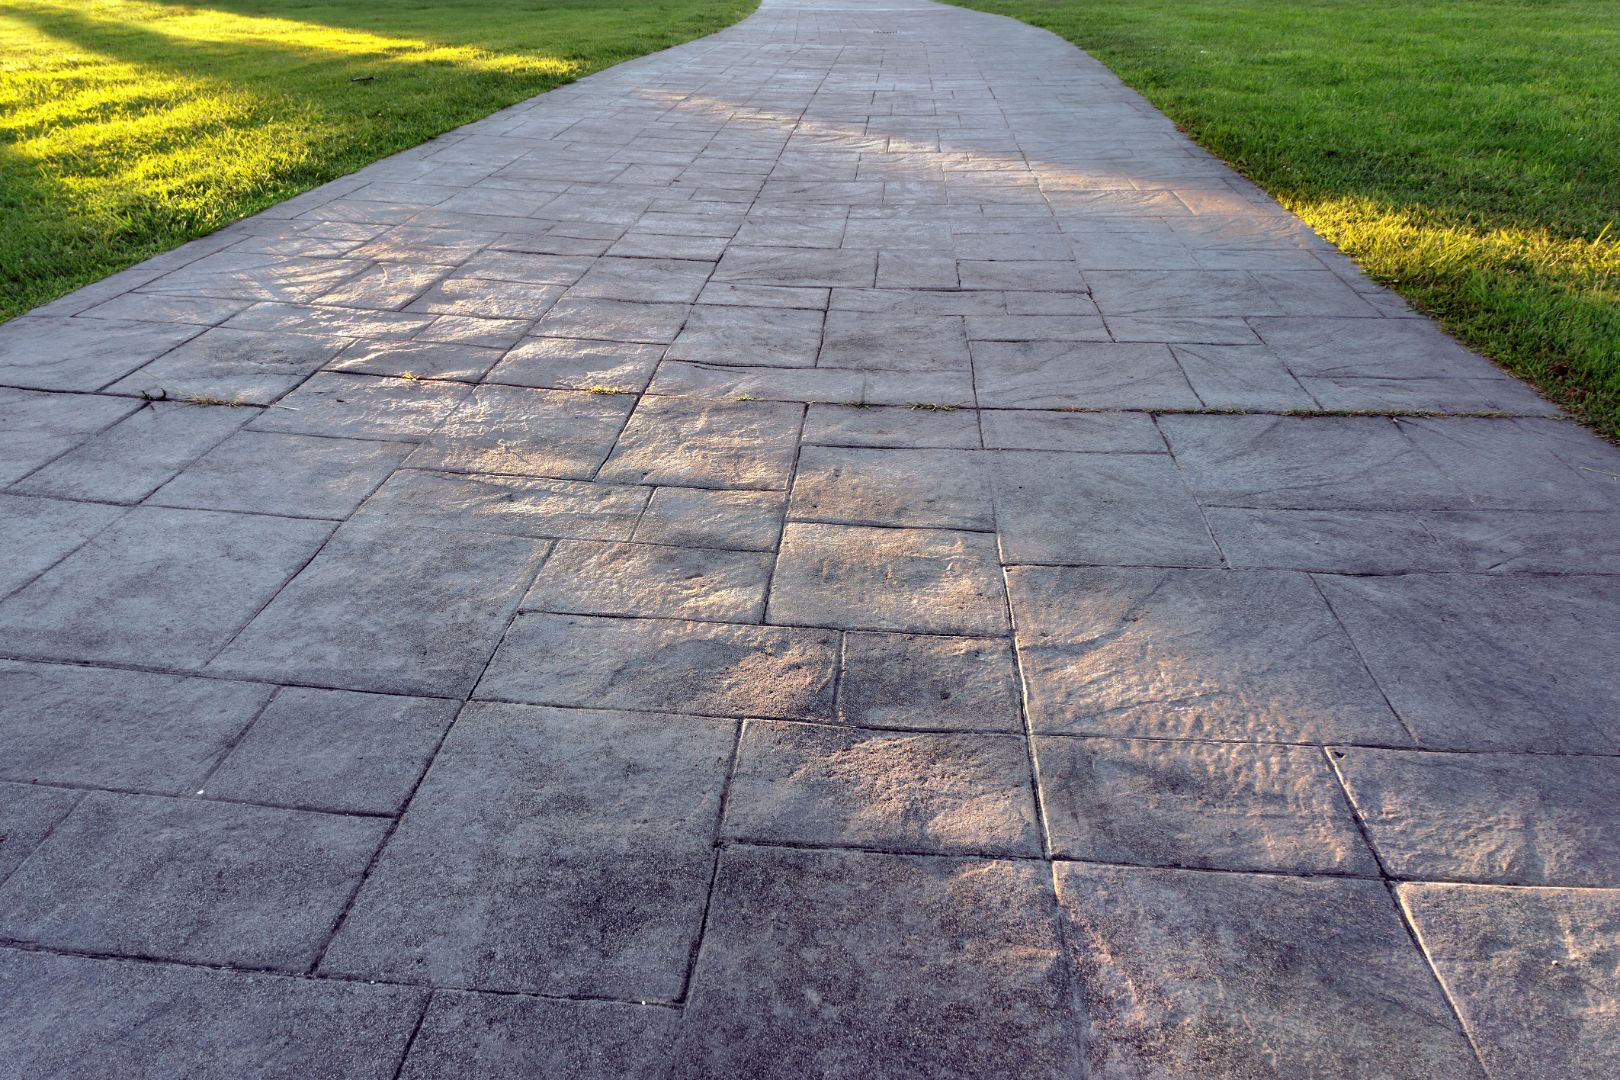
[947,0,1620,438]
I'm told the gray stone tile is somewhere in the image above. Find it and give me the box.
[666,304,824,367]
[532,297,691,343]
[1300,374,1558,415]
[205,687,459,815]
[971,340,1199,409]
[523,539,772,622]
[713,246,876,287]
[251,372,471,441]
[223,300,432,339]
[0,949,422,1079]
[768,522,1009,635]
[0,792,384,969]
[1103,314,1261,344]
[1334,747,1620,887]
[320,702,733,997]
[1400,883,1620,1080]
[818,311,970,372]
[1039,737,1376,874]
[1089,269,1376,317]
[328,338,504,382]
[1250,315,1503,378]
[212,523,547,696]
[0,495,124,597]
[979,408,1164,452]
[956,259,1085,291]
[632,486,786,550]
[399,993,678,1080]
[838,630,1022,733]
[404,385,633,479]
[486,336,664,391]
[12,401,252,504]
[405,277,563,320]
[142,252,370,303]
[991,450,1219,566]
[1056,863,1483,1079]
[725,721,1040,856]
[1205,507,1458,573]
[455,249,596,285]
[963,313,1111,342]
[789,445,992,531]
[108,327,346,402]
[477,613,836,721]
[414,313,531,349]
[315,262,453,310]
[78,292,253,326]
[1398,416,1612,510]
[150,430,411,519]
[357,468,647,539]
[568,257,714,303]
[1317,573,1619,752]
[0,388,137,485]
[674,845,1081,1080]
[1421,509,1620,573]
[0,782,80,883]
[1171,342,1316,409]
[802,403,980,448]
[0,507,331,669]
[1008,566,1407,742]
[599,395,801,489]
[648,358,973,407]
[0,316,201,391]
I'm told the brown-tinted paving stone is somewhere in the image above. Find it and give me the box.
[1333,748,1620,887]
[0,660,271,793]
[674,845,1081,1080]
[972,340,1199,409]
[1056,863,1482,1079]
[0,507,330,669]
[632,486,786,550]
[0,949,422,1079]
[1317,573,1620,752]
[108,327,345,402]
[599,394,801,489]
[478,613,836,720]
[802,402,981,448]
[399,993,679,1080]
[0,316,201,391]
[251,371,471,441]
[356,468,647,539]
[204,687,459,815]
[0,388,137,485]
[0,495,123,597]
[1400,883,1620,1080]
[0,792,384,970]
[789,445,992,531]
[1039,737,1375,874]
[523,539,772,623]
[150,430,412,519]
[768,522,1009,635]
[0,782,80,882]
[486,336,664,390]
[321,703,732,998]
[979,409,1163,453]
[1008,566,1407,743]
[838,630,1022,733]
[211,523,547,697]
[404,384,633,479]
[724,721,1040,856]
[328,338,503,381]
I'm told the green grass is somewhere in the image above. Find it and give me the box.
[0,0,757,321]
[946,0,1620,436]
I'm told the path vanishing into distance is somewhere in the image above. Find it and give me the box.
[1,0,1617,1076]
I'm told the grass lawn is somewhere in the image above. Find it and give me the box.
[947,0,1620,436]
[0,0,757,321]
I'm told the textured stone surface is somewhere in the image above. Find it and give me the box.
[788,445,992,530]
[838,630,1023,732]
[598,394,802,489]
[523,539,772,622]
[0,495,123,597]
[0,782,80,883]
[149,430,411,518]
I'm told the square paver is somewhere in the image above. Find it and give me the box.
[768,522,1009,635]
[1400,883,1620,1080]
[356,468,647,539]
[0,316,201,391]
[1332,748,1620,886]
[0,792,385,970]
[320,702,733,998]
[478,613,836,720]
[724,721,1040,856]
[673,845,1081,1079]
[599,395,802,489]
[838,630,1022,732]
[0,495,123,597]
[150,430,412,519]
[632,487,786,550]
[0,506,331,669]
[205,687,460,815]
[404,385,634,479]
[1007,566,1408,742]
[666,304,824,367]
[251,372,471,441]
[789,445,992,530]
[971,340,1200,409]
[486,337,664,391]
[522,540,773,623]
[1038,737,1376,874]
[211,522,548,696]
[1055,863,1482,1078]
[0,388,138,485]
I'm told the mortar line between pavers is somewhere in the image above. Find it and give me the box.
[1385,880,1494,1077]
[190,685,284,797]
[1305,572,1422,746]
[1151,411,1229,569]
[0,788,84,894]
[0,396,144,491]
[676,718,747,1004]
[0,502,136,607]
[195,517,344,668]
[756,399,812,623]
[386,991,436,1080]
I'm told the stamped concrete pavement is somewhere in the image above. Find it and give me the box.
[2,0,1618,1076]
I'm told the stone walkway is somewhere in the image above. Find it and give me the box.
[2,0,1617,1075]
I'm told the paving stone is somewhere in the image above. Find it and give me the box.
[405,278,563,320]
[818,311,970,371]
[532,297,692,343]
[789,445,992,530]
[251,372,471,441]
[963,313,1111,342]
[991,450,1218,566]
[971,340,1200,408]
[1039,737,1376,874]
[1400,883,1620,1080]
[456,249,596,285]
[1205,506,1458,572]
[478,613,836,720]
[321,702,732,997]
[0,782,80,883]
[1317,573,1620,752]
[0,495,124,597]
[224,300,433,339]
[1008,566,1407,742]
[1055,863,1483,1079]
[0,792,385,969]
[666,304,824,367]
[1250,315,1504,379]
[599,394,801,489]
[0,507,330,669]
[486,336,664,390]
[768,522,1009,635]
[0,949,422,1079]
[78,292,253,325]
[649,358,973,406]
[1398,416,1613,510]
[142,252,370,303]
[399,993,679,1080]
[697,280,830,309]
[979,408,1164,452]
[1421,508,1620,573]
[523,539,772,622]
[713,246,876,287]
[1103,313,1260,344]
[1089,268,1376,317]
[632,486,786,550]
[0,388,138,485]
[357,467,647,539]
[837,630,1022,733]
[802,402,980,448]
[0,316,201,391]
[404,384,633,479]
[150,430,411,519]
[328,338,504,381]
[1300,374,1558,415]
[1333,747,1620,887]
[568,256,715,303]
[674,845,1081,1080]
[205,687,460,815]
[1170,342,1317,409]
[108,327,346,402]
[414,313,531,349]
[315,262,453,310]
[212,522,547,696]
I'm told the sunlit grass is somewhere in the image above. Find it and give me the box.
[946,0,1620,436]
[0,0,757,320]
